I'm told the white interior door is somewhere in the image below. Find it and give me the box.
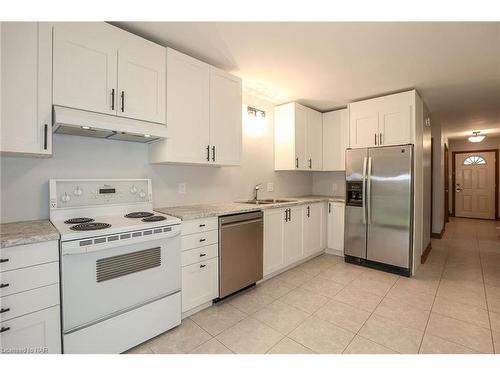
[117,34,166,124]
[455,152,496,219]
[209,67,242,165]
[53,22,118,116]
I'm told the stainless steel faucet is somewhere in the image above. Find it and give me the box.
[253,183,262,201]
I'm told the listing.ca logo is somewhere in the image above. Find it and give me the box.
[1,346,49,354]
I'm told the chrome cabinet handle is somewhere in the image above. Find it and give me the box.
[328,203,331,213]
[307,206,310,217]
[212,146,216,162]
[295,157,299,168]
[379,133,383,145]
[0,308,10,314]
[0,258,9,263]
[0,327,10,334]
[288,208,292,221]
[206,145,210,161]
[309,159,312,169]
[199,253,206,257]
[0,283,10,289]
[43,124,48,150]
[199,224,206,228]
[111,89,115,110]
[199,238,206,242]
[199,264,206,268]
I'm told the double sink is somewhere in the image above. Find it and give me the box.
[237,199,297,205]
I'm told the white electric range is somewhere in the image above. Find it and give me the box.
[49,179,182,354]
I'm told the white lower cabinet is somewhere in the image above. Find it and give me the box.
[303,203,326,257]
[0,240,61,354]
[264,203,326,277]
[0,306,61,354]
[181,258,218,313]
[180,217,219,315]
[327,202,345,255]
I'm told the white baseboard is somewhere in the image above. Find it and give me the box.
[181,300,212,319]
[325,248,344,257]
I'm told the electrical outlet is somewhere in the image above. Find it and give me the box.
[267,182,274,192]
[178,183,186,194]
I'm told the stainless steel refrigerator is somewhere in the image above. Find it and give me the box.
[345,145,413,276]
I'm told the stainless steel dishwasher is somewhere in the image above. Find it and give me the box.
[218,211,263,299]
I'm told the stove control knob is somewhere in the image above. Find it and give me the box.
[61,192,71,203]
[73,186,83,197]
[130,185,137,194]
[139,190,146,198]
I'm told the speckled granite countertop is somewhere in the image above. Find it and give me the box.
[0,220,60,249]
[156,195,345,221]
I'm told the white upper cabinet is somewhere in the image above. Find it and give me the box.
[150,49,242,166]
[117,33,166,124]
[53,22,166,124]
[150,49,210,164]
[53,23,118,116]
[349,90,415,149]
[274,102,322,171]
[306,108,323,170]
[322,108,349,171]
[209,67,242,166]
[1,22,53,157]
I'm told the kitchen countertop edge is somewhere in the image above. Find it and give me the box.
[1,220,60,249]
[156,196,345,221]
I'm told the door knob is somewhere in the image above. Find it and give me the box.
[455,187,462,192]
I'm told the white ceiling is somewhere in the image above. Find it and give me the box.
[113,22,500,140]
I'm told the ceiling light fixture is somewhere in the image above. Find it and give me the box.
[468,131,485,143]
[144,134,151,138]
[247,106,266,118]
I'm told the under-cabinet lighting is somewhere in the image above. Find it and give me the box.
[144,134,151,138]
[468,131,485,143]
[81,126,91,130]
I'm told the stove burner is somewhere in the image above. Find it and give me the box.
[142,216,166,222]
[64,217,94,224]
[70,222,111,231]
[125,212,155,219]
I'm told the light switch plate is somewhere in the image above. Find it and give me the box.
[178,183,186,194]
[267,182,274,192]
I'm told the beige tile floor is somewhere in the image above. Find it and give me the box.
[127,217,500,354]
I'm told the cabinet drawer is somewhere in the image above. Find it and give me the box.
[0,240,58,273]
[181,217,218,235]
[0,262,59,298]
[181,244,218,267]
[1,284,60,322]
[181,257,218,312]
[181,230,218,251]
[0,305,61,354]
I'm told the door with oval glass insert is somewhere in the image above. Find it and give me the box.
[455,151,495,219]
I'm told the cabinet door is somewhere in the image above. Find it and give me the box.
[150,49,210,164]
[294,104,307,169]
[379,105,412,146]
[181,257,218,312]
[263,209,286,276]
[53,22,118,116]
[327,203,345,252]
[349,102,379,148]
[117,33,166,124]
[209,67,242,165]
[1,22,52,156]
[323,109,349,171]
[306,108,323,170]
[303,203,323,257]
[0,305,61,354]
[284,206,303,265]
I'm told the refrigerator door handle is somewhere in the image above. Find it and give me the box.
[367,156,372,225]
[362,156,367,225]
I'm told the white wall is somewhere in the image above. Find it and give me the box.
[0,94,313,223]
[311,171,345,197]
[431,118,445,235]
[447,136,500,218]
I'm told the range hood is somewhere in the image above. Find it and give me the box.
[53,106,168,143]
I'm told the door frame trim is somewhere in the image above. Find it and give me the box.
[451,149,499,219]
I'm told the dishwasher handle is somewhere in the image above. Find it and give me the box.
[219,211,263,226]
[220,218,263,229]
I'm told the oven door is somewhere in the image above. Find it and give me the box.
[61,233,180,332]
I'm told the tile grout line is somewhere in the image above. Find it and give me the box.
[416,240,448,354]
[476,224,497,354]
